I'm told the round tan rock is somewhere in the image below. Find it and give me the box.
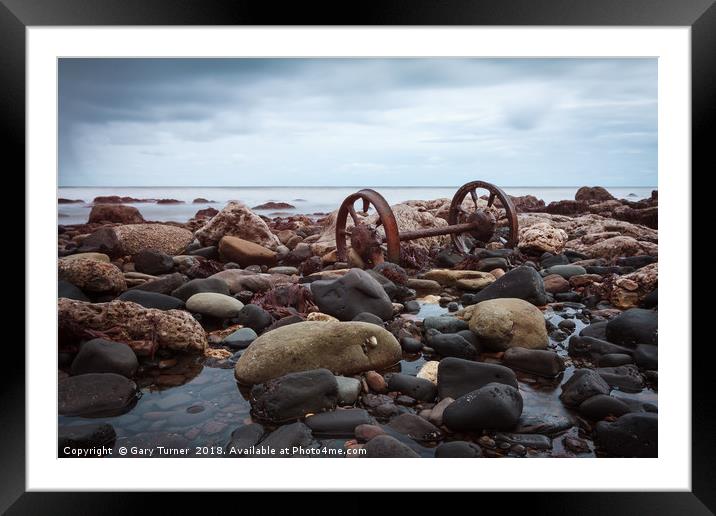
[468,298,548,351]
[518,222,568,254]
[219,236,277,267]
[234,321,402,385]
[59,252,110,263]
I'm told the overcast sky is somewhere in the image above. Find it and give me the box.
[59,58,657,187]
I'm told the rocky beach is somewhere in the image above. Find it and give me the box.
[57,185,658,459]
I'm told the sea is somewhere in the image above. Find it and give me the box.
[58,186,656,225]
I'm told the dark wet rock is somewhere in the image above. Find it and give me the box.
[579,394,632,420]
[641,288,658,309]
[363,435,420,458]
[403,300,421,313]
[189,246,219,259]
[232,304,274,333]
[558,319,576,332]
[456,329,480,350]
[385,373,437,402]
[568,335,634,359]
[605,308,658,346]
[436,248,464,268]
[250,369,338,423]
[633,344,658,369]
[58,279,89,301]
[258,422,316,457]
[541,253,570,268]
[542,264,587,279]
[223,327,258,350]
[555,292,582,302]
[559,369,610,407]
[515,414,574,435]
[71,338,138,378]
[311,268,393,321]
[443,383,523,431]
[352,312,384,326]
[427,333,477,360]
[77,227,123,257]
[225,423,265,456]
[598,353,634,367]
[118,289,185,310]
[305,408,373,437]
[133,249,174,276]
[494,432,552,450]
[130,272,186,295]
[355,424,386,442]
[58,423,116,456]
[422,316,469,334]
[477,257,509,272]
[542,274,571,294]
[579,320,608,340]
[595,412,657,457]
[464,266,548,306]
[502,347,565,377]
[434,441,483,457]
[335,376,361,405]
[387,413,442,442]
[171,277,230,302]
[400,336,423,354]
[59,373,139,417]
[597,365,644,392]
[438,357,518,399]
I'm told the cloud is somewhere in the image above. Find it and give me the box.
[59,58,657,187]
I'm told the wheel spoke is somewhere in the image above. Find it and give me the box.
[348,205,359,225]
[470,190,479,210]
[487,192,496,207]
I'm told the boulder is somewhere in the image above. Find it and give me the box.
[542,274,571,294]
[249,369,338,423]
[605,263,658,309]
[218,236,278,267]
[362,435,420,458]
[171,277,231,301]
[58,279,90,301]
[234,321,401,384]
[58,259,126,294]
[437,357,518,399]
[133,249,175,275]
[194,201,280,249]
[443,382,523,431]
[186,292,244,318]
[559,369,610,407]
[605,308,658,346]
[579,394,632,420]
[59,252,110,263]
[502,347,565,377]
[387,413,443,441]
[233,304,274,333]
[575,186,615,202]
[595,412,657,457]
[225,424,265,456]
[58,298,207,353]
[258,422,316,457]
[584,236,658,260]
[223,327,258,350]
[427,333,478,360]
[88,204,144,224]
[311,268,394,321]
[210,269,294,294]
[117,289,185,311]
[130,272,186,295]
[114,224,194,256]
[305,408,373,437]
[385,373,437,402]
[542,264,587,279]
[467,298,548,351]
[422,316,469,334]
[461,266,547,306]
[518,222,568,254]
[71,338,138,378]
[58,373,138,417]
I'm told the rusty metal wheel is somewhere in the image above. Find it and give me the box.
[447,181,519,254]
[335,189,400,265]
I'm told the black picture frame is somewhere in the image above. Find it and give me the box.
[4,0,709,510]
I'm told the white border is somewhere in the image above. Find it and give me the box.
[27,27,691,491]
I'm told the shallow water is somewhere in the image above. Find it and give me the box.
[57,186,657,225]
[58,300,657,458]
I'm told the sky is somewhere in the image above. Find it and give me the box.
[59,58,657,187]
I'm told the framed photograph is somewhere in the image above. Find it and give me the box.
[5,0,710,509]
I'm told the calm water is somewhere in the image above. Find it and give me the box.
[58,301,657,458]
[57,186,656,225]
